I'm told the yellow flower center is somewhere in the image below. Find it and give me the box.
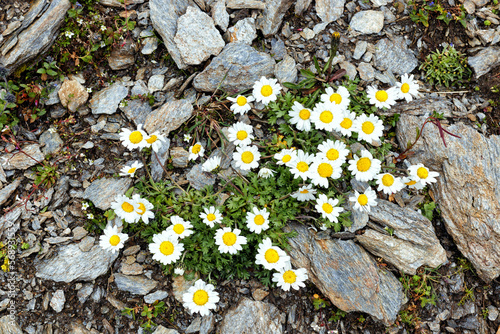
[319,110,333,123]
[340,118,352,129]
[317,163,333,178]
[207,213,216,221]
[375,90,388,102]
[401,83,410,94]
[129,131,143,144]
[296,161,309,172]
[330,93,342,104]
[358,194,368,206]
[146,135,157,144]
[137,202,146,215]
[222,232,237,246]
[381,174,394,186]
[299,109,311,120]
[326,149,339,161]
[322,203,333,213]
[236,96,247,106]
[300,189,309,194]
[241,151,254,164]
[405,180,417,186]
[356,157,371,172]
[236,130,248,141]
[261,85,273,97]
[173,224,185,235]
[362,121,375,134]
[264,249,279,263]
[283,270,297,284]
[193,290,209,306]
[282,154,291,163]
[121,202,134,213]
[109,235,120,246]
[128,167,137,174]
[417,167,429,179]
[254,215,265,225]
[159,241,174,255]
[192,144,201,154]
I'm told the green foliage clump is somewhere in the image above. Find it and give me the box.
[408,0,467,28]
[419,45,472,88]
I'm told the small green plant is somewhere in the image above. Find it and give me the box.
[419,45,472,87]
[21,242,30,250]
[458,283,475,305]
[400,268,439,308]
[420,201,436,221]
[399,309,421,328]
[312,294,329,310]
[482,308,489,319]
[35,163,60,188]
[409,0,467,28]
[37,61,64,81]
[328,309,347,322]
[122,302,166,331]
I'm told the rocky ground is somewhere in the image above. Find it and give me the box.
[0,0,499,333]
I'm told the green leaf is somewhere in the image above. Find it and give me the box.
[37,68,46,74]
[46,69,58,76]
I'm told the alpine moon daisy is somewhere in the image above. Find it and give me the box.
[255,237,290,271]
[252,76,281,105]
[321,86,350,109]
[119,161,143,177]
[315,194,343,222]
[227,95,255,115]
[199,206,222,228]
[111,195,140,223]
[408,164,439,186]
[347,150,381,182]
[349,187,378,212]
[272,262,308,291]
[367,86,397,109]
[149,231,184,265]
[291,184,317,202]
[214,227,247,254]
[311,102,343,131]
[317,139,349,165]
[119,124,150,150]
[258,167,275,179]
[228,122,254,146]
[99,225,128,253]
[396,73,421,102]
[182,279,220,316]
[309,160,342,188]
[338,111,357,137]
[274,148,297,166]
[132,194,155,224]
[353,114,384,143]
[375,173,405,195]
[287,150,315,181]
[289,101,312,131]
[246,207,270,234]
[401,176,425,190]
[202,156,221,172]
[145,131,166,152]
[188,142,205,161]
[166,216,194,239]
[233,145,260,170]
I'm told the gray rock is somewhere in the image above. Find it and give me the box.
[256,0,294,37]
[144,290,169,304]
[186,164,216,190]
[396,100,500,282]
[100,0,145,6]
[82,177,132,210]
[174,6,225,66]
[151,138,171,181]
[275,54,297,84]
[35,244,119,283]
[120,262,144,275]
[468,46,500,79]
[73,226,88,241]
[315,0,346,24]
[358,62,375,81]
[45,82,61,106]
[353,40,368,60]
[300,28,315,40]
[226,18,257,45]
[2,21,21,37]
[350,10,384,34]
[39,130,63,155]
[285,223,405,325]
[50,290,65,313]
[121,99,152,127]
[78,236,95,252]
[153,326,180,334]
[472,0,489,5]
[218,297,283,334]
[148,74,165,93]
[374,37,418,75]
[171,147,190,168]
[476,29,496,45]
[144,99,193,135]
[193,43,275,92]
[487,305,499,321]
[90,83,129,115]
[141,37,158,55]
[108,38,136,70]
[226,0,266,9]
[0,315,22,334]
[131,80,149,96]
[271,38,286,60]
[212,0,229,32]
[114,273,158,295]
[1,144,44,170]
[0,0,71,76]
[200,313,215,334]
[295,0,313,14]
[340,61,357,80]
[0,178,21,205]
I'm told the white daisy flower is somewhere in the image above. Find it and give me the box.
[338,111,357,137]
[202,156,221,172]
[401,176,425,190]
[258,167,275,179]
[311,102,343,131]
[64,31,74,39]
[119,124,150,150]
[288,101,312,132]
[317,139,349,165]
[255,237,290,271]
[291,185,317,202]
[228,122,254,146]
[309,159,342,188]
[232,145,260,170]
[110,195,140,223]
[320,86,350,109]
[272,262,308,291]
[252,76,282,105]
[315,194,343,223]
[347,150,381,182]
[353,114,384,143]
[87,213,94,219]
[199,206,222,228]
[227,95,255,115]
[349,187,378,213]
[166,215,194,239]
[132,194,155,224]
[375,173,405,195]
[119,161,143,177]
[81,202,89,210]
[287,149,315,181]
[183,134,192,142]
[149,231,184,265]
[274,148,297,166]
[396,73,422,102]
[174,267,185,276]
[408,164,439,186]
[367,86,398,109]
[188,142,205,161]
[145,131,166,152]
[214,227,247,254]
[86,87,92,93]
[182,279,220,316]
[246,207,270,234]
[99,225,128,254]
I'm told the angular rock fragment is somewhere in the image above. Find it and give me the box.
[144,99,194,135]
[350,10,384,34]
[114,273,158,295]
[374,37,418,75]
[83,177,132,210]
[315,0,346,23]
[89,83,129,115]
[1,144,44,171]
[58,79,89,112]
[468,46,500,79]
[256,0,294,37]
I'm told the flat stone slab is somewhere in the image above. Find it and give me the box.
[114,273,158,295]
[89,83,129,115]
[144,99,193,135]
[1,144,44,170]
[374,37,418,75]
[83,177,132,210]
